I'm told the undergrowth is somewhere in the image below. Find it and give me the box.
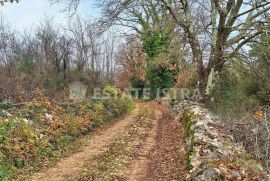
[0,88,133,180]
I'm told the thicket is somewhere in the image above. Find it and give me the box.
[0,16,117,102]
[208,32,270,117]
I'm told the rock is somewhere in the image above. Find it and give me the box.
[1,110,12,117]
[173,100,269,180]
[190,158,202,170]
[192,175,206,181]
[204,168,224,181]
[45,113,53,121]
[231,171,241,180]
[210,139,223,149]
[263,175,270,181]
[23,118,33,125]
[192,168,224,181]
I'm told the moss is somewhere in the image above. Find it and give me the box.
[207,162,219,168]
[186,136,195,170]
[180,111,197,170]
[187,154,193,170]
[235,159,244,164]
[181,111,196,138]
[0,103,13,110]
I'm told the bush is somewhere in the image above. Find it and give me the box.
[0,103,12,110]
[130,76,145,98]
[207,68,262,117]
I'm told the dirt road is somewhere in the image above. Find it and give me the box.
[27,103,187,181]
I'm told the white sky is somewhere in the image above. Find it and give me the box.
[0,0,99,32]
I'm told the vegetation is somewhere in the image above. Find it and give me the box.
[181,112,196,138]
[0,16,116,102]
[208,28,270,116]
[179,111,196,170]
[0,88,133,180]
[1,0,270,177]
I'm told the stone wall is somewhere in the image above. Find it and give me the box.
[173,101,269,181]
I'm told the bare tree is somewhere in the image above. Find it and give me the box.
[116,35,146,81]
[0,15,17,72]
[36,18,62,73]
[56,0,270,97]
[68,16,101,72]
[0,13,121,101]
[103,35,117,82]
[159,0,270,96]
[57,35,72,82]
[0,16,17,100]
[0,0,20,6]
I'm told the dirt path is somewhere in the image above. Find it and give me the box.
[124,103,187,181]
[145,104,187,180]
[27,102,187,181]
[29,105,141,181]
[125,106,162,180]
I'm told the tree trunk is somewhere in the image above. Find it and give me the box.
[197,64,208,100]
[188,36,208,99]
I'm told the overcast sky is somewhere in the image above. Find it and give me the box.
[0,0,100,32]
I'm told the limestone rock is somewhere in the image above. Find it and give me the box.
[174,100,268,181]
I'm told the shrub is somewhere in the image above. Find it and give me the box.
[0,103,12,110]
[147,63,175,99]
[207,65,270,117]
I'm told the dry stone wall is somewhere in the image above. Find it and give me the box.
[173,100,270,181]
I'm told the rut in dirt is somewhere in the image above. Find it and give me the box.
[124,105,161,180]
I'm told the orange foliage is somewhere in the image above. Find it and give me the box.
[175,67,196,89]
[115,36,146,87]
